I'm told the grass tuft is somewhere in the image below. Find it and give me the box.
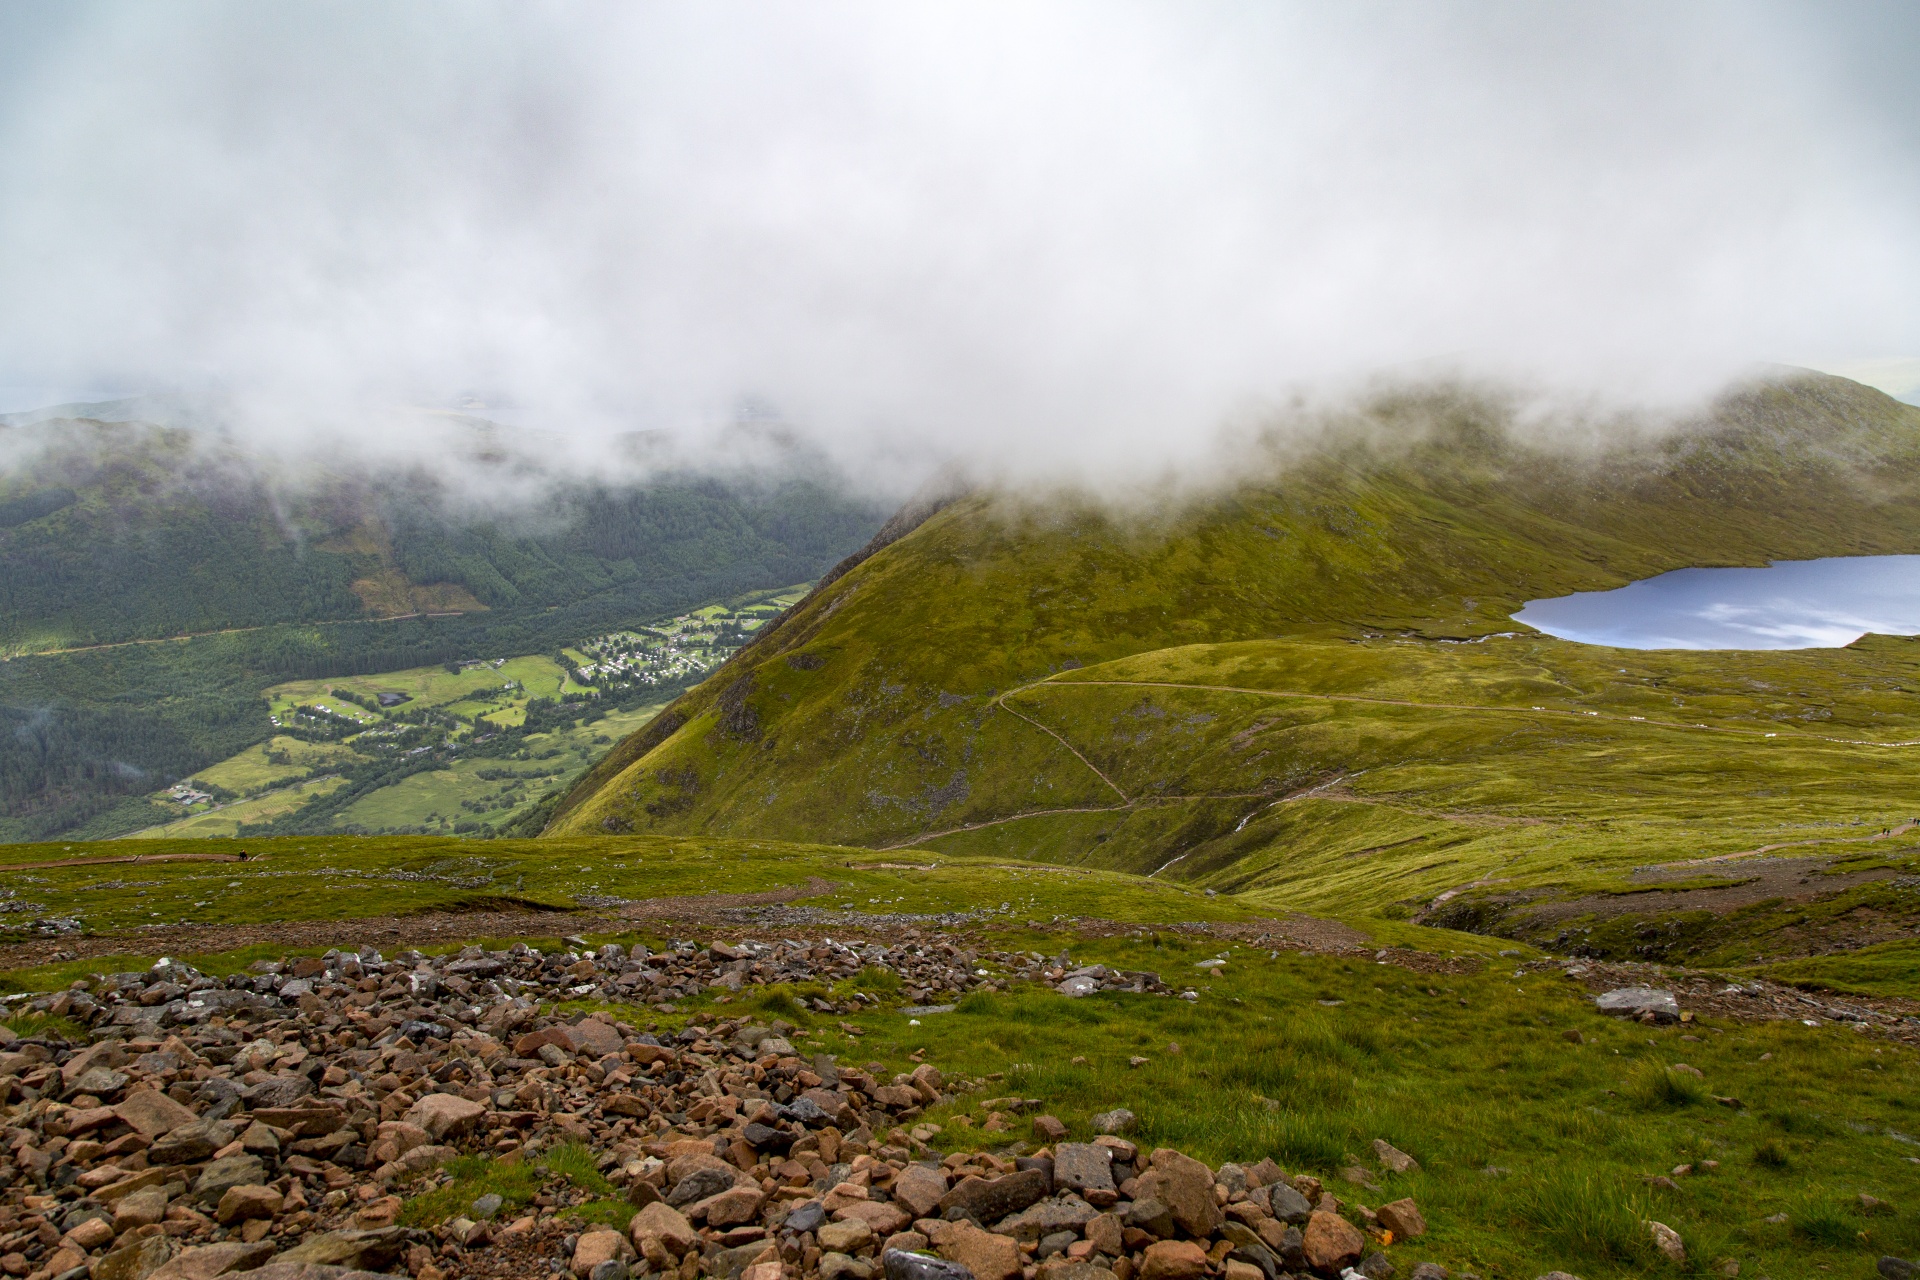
[1625,1064,1707,1110]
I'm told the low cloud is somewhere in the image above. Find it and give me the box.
[0,3,1915,493]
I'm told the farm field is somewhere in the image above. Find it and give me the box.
[127,774,351,838]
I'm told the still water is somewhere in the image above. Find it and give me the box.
[1513,555,1920,650]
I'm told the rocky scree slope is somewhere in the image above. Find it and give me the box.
[0,943,1451,1280]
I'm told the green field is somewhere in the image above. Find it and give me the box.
[128,774,352,838]
[192,735,365,795]
[0,833,1252,936]
[328,702,664,833]
[265,652,576,728]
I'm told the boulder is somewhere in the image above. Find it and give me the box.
[151,1119,233,1165]
[1139,1241,1208,1280]
[629,1201,699,1256]
[893,1164,951,1219]
[572,1228,636,1278]
[147,1241,278,1279]
[1300,1211,1364,1272]
[114,1088,200,1138]
[564,1019,626,1058]
[1594,988,1680,1023]
[697,1185,767,1228]
[820,1220,875,1253]
[194,1154,269,1207]
[217,1185,285,1225]
[883,1250,975,1280]
[1052,1144,1115,1195]
[1264,1184,1312,1225]
[93,1234,179,1280]
[938,1222,1022,1280]
[937,1169,1051,1224]
[1377,1198,1426,1239]
[996,1196,1097,1243]
[274,1228,408,1272]
[115,1185,172,1232]
[1370,1140,1419,1174]
[403,1092,487,1141]
[1090,1109,1136,1136]
[1142,1149,1223,1237]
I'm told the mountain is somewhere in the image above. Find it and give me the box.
[548,371,1920,962]
[0,409,889,840]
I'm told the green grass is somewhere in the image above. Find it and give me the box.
[130,775,351,838]
[1750,939,1920,1000]
[3,830,1919,1274]
[194,736,367,797]
[0,834,1256,937]
[399,1141,627,1230]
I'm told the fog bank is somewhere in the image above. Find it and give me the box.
[0,2,1915,491]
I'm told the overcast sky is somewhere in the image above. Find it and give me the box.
[0,2,1914,485]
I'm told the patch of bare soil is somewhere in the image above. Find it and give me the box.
[0,851,249,871]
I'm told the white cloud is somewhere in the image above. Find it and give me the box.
[0,2,1915,489]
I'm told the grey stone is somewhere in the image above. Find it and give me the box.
[1265,1183,1312,1225]
[1052,1144,1114,1195]
[70,1066,130,1097]
[1122,1197,1175,1239]
[785,1201,828,1233]
[193,1154,268,1206]
[472,1193,503,1220]
[1407,1265,1450,1280]
[1593,988,1680,1023]
[1356,1253,1396,1280]
[936,1169,1051,1225]
[1056,977,1101,998]
[996,1194,1096,1242]
[883,1250,974,1280]
[590,1263,631,1280]
[668,1166,737,1207]
[274,1228,407,1272]
[1036,1232,1078,1260]
[150,1119,233,1165]
[244,1075,314,1109]
[1880,1261,1920,1280]
[91,1234,177,1280]
[1090,1109,1136,1136]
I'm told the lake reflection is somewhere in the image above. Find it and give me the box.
[1513,555,1920,649]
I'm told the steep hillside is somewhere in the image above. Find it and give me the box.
[549,372,1920,955]
[0,414,884,652]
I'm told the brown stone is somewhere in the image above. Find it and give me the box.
[836,1199,912,1236]
[697,1185,767,1228]
[1138,1240,1207,1280]
[1141,1150,1223,1238]
[1370,1140,1419,1175]
[1033,1115,1069,1142]
[629,1201,699,1256]
[1085,1213,1123,1258]
[92,1233,178,1280]
[216,1185,284,1225]
[817,1219,872,1253]
[892,1163,949,1219]
[403,1093,486,1141]
[114,1089,199,1139]
[571,1228,635,1278]
[939,1222,1022,1280]
[147,1241,277,1279]
[115,1185,171,1233]
[1376,1198,1426,1239]
[1300,1211,1364,1271]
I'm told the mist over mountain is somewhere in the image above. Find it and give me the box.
[0,3,1916,489]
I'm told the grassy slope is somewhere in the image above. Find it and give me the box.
[550,376,1920,902]
[3,837,1918,1277]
